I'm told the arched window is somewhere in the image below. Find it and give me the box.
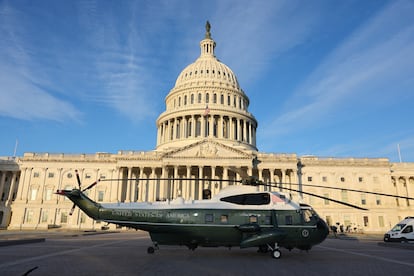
[191,94,194,104]
[206,93,209,104]
[213,93,217,104]
[198,93,202,103]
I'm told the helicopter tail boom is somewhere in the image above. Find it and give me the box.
[56,189,101,220]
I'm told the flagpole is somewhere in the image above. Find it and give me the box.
[13,139,18,158]
[397,144,402,163]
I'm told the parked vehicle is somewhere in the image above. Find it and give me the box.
[384,217,414,242]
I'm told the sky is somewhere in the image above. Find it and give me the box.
[1,0,413,162]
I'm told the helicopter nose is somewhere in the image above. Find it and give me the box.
[317,218,329,240]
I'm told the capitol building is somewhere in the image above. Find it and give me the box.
[1,23,413,233]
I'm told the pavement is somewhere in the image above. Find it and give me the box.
[1,229,413,250]
[328,232,414,250]
[0,229,120,247]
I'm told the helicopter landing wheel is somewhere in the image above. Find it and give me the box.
[272,249,281,259]
[147,246,155,254]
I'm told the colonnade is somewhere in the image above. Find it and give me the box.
[391,175,414,207]
[118,165,296,203]
[157,114,256,147]
[0,170,19,206]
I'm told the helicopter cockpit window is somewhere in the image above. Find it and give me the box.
[302,209,314,223]
[220,193,270,205]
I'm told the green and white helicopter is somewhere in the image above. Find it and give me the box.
[56,166,413,259]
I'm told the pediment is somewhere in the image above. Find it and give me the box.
[163,139,252,159]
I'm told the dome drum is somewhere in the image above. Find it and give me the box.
[156,22,257,152]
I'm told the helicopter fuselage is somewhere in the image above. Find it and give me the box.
[57,185,329,257]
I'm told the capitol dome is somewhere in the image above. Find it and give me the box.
[156,22,257,152]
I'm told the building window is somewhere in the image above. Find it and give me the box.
[378,216,384,227]
[85,173,91,179]
[190,94,194,104]
[33,172,40,178]
[67,173,73,178]
[361,194,366,205]
[198,93,202,103]
[324,194,330,205]
[25,210,34,223]
[307,176,312,182]
[80,213,86,223]
[340,177,345,182]
[322,176,327,182]
[41,210,48,223]
[220,94,224,104]
[341,190,348,202]
[48,172,54,178]
[98,191,105,202]
[30,189,38,201]
[363,216,369,227]
[220,215,228,223]
[358,177,363,182]
[184,95,187,105]
[45,189,53,201]
[376,196,381,205]
[61,212,68,223]
[206,93,209,103]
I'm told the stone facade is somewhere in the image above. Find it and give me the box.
[1,23,413,233]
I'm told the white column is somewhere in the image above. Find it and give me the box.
[138,168,144,201]
[173,166,179,198]
[146,167,153,202]
[0,172,6,202]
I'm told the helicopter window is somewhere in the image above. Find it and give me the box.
[221,215,228,223]
[220,193,270,205]
[285,215,293,225]
[249,215,258,223]
[265,216,271,225]
[205,214,214,223]
[302,209,313,223]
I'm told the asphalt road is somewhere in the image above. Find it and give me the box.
[0,231,413,276]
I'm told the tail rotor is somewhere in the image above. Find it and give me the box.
[69,170,100,215]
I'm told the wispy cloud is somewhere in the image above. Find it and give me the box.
[262,0,414,138]
[211,1,321,89]
[0,2,81,122]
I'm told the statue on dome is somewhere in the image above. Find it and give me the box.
[205,21,211,39]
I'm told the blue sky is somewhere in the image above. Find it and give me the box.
[1,0,413,162]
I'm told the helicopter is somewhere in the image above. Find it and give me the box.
[56,166,414,259]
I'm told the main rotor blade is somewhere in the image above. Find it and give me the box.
[82,179,100,192]
[276,182,414,201]
[267,184,368,211]
[100,178,242,183]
